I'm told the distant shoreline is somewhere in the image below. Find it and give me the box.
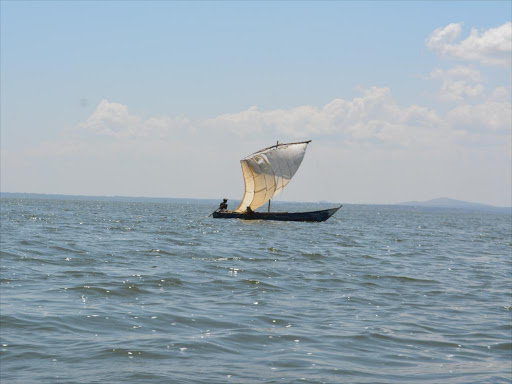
[0,192,220,204]
[1,192,510,213]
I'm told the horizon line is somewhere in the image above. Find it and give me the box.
[1,191,510,209]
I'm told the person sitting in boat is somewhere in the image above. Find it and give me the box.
[246,206,254,214]
[218,199,228,211]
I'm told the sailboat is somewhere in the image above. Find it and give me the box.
[212,140,342,222]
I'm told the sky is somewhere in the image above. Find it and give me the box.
[1,1,511,206]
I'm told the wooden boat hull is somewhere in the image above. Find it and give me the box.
[212,206,342,222]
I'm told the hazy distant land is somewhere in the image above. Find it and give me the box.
[1,192,510,213]
[397,197,511,213]
[0,192,218,205]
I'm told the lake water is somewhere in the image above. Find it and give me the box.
[1,198,511,383]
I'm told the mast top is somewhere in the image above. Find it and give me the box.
[248,140,311,156]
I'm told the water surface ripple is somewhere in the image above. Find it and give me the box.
[1,199,511,383]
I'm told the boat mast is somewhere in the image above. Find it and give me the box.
[248,139,311,156]
[268,140,279,213]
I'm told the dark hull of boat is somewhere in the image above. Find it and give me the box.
[212,206,342,222]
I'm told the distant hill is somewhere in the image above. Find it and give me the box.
[398,197,510,212]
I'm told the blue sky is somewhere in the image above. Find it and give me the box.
[1,1,511,206]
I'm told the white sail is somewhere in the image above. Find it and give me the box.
[234,141,310,212]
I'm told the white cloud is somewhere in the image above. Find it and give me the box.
[77,99,190,137]
[431,66,483,82]
[426,22,512,67]
[489,86,512,102]
[446,89,512,132]
[430,66,485,101]
[205,87,445,147]
[202,86,510,153]
[73,87,509,150]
